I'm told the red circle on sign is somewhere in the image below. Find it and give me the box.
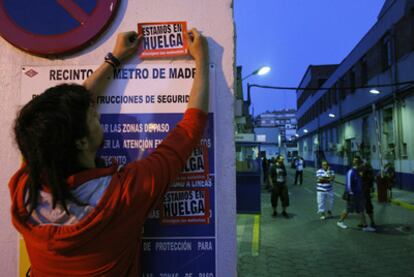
[0,0,120,56]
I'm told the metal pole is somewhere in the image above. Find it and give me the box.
[391,28,403,188]
[247,83,251,106]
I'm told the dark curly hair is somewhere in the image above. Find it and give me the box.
[14,84,93,214]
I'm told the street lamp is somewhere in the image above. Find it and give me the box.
[369,88,381,94]
[328,113,336,118]
[245,67,271,116]
[257,66,271,76]
[237,66,271,136]
[242,66,271,81]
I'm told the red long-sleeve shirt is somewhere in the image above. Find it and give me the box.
[9,108,207,277]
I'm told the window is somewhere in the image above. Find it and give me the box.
[256,134,266,142]
[362,117,370,159]
[318,78,327,88]
[382,35,393,70]
[322,95,327,113]
[339,78,346,100]
[329,128,333,149]
[360,56,368,86]
[335,127,339,144]
[411,8,414,50]
[328,89,333,109]
[349,70,356,94]
[362,117,369,145]
[402,143,408,159]
[318,100,323,116]
[334,84,339,105]
[383,108,394,145]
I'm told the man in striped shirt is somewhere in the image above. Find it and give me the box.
[316,160,335,220]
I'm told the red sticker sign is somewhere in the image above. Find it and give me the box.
[0,0,120,56]
[138,21,189,59]
[178,145,210,181]
[160,188,210,225]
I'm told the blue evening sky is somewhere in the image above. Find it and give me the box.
[235,0,385,115]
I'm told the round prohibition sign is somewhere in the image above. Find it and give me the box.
[0,0,120,56]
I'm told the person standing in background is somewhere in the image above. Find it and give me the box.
[337,156,376,232]
[262,154,271,191]
[316,160,335,219]
[384,162,396,201]
[294,155,305,185]
[269,155,289,218]
[361,160,376,228]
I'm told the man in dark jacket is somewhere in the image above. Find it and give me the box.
[269,155,289,218]
[337,156,375,231]
[361,160,376,227]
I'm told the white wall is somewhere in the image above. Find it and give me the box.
[0,1,236,276]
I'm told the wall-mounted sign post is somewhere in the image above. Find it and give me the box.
[0,0,120,56]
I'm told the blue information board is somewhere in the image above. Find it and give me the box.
[98,113,216,275]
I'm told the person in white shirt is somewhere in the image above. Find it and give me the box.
[316,160,335,219]
[294,156,304,185]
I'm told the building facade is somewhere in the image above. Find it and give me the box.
[254,109,298,159]
[255,109,298,142]
[296,0,414,191]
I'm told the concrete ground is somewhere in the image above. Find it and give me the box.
[237,167,414,277]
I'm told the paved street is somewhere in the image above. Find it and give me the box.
[237,168,414,277]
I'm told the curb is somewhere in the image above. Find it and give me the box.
[370,192,414,211]
[389,198,414,211]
